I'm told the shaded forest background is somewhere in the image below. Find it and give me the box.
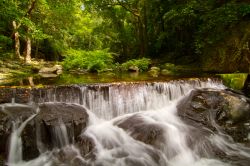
[1,0,250,73]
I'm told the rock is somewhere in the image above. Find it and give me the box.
[0,104,35,159]
[76,135,96,159]
[0,89,13,104]
[177,88,250,143]
[128,66,139,72]
[0,88,31,104]
[219,73,248,90]
[38,73,58,78]
[0,103,89,161]
[243,74,250,97]
[161,69,173,75]
[52,146,89,166]
[114,114,165,149]
[148,67,160,77]
[150,67,160,71]
[39,65,63,75]
[56,69,63,75]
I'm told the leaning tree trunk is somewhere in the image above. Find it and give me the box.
[12,21,21,60]
[24,29,32,64]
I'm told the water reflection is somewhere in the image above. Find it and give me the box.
[0,72,215,87]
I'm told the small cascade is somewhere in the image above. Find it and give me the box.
[7,113,37,165]
[82,100,248,166]
[51,122,69,148]
[30,78,225,119]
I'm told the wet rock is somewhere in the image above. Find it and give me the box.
[0,103,89,161]
[177,88,250,144]
[114,114,165,149]
[0,88,13,104]
[52,145,89,166]
[37,103,88,149]
[76,135,96,159]
[15,88,32,103]
[0,88,31,104]
[0,104,36,159]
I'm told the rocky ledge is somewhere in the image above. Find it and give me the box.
[177,88,250,144]
[0,103,88,160]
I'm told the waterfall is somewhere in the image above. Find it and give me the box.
[8,114,37,164]
[51,122,69,148]
[31,78,225,119]
[83,101,233,166]
[2,78,250,166]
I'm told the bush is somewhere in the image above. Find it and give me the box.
[0,35,12,54]
[63,49,114,72]
[121,58,151,72]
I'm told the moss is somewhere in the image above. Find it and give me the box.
[219,73,248,90]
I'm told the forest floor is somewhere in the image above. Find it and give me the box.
[0,58,58,85]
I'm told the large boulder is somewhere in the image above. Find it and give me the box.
[177,88,250,144]
[0,103,89,161]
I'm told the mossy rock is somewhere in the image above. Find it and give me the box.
[148,67,160,77]
[161,69,174,76]
[219,73,248,90]
[164,63,176,70]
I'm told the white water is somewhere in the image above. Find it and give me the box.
[8,114,38,164]
[51,122,70,148]
[83,99,233,166]
[33,78,225,119]
[3,79,250,166]
[4,105,52,166]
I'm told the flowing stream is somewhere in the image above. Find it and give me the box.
[2,78,250,166]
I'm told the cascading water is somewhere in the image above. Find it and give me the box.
[32,78,224,119]
[2,78,250,166]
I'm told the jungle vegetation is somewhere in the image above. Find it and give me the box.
[0,0,250,72]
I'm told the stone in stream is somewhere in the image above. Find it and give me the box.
[177,88,250,144]
[0,103,89,161]
[114,114,165,149]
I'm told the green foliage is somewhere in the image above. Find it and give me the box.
[121,58,151,72]
[0,0,250,71]
[219,73,248,90]
[0,35,12,51]
[63,49,114,72]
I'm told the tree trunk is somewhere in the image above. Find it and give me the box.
[28,77,34,86]
[24,29,32,64]
[24,0,37,63]
[12,21,21,60]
